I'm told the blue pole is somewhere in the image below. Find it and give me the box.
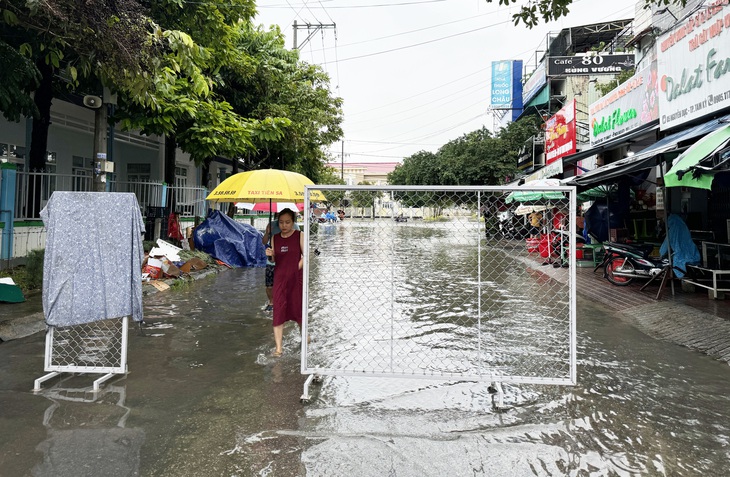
[0,163,17,261]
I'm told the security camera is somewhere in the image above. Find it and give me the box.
[83,95,102,109]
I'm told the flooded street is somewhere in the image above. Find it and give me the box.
[2,223,730,475]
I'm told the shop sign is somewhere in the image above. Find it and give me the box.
[657,0,730,130]
[588,63,659,145]
[525,160,563,182]
[548,54,635,76]
[545,100,577,164]
[522,61,547,105]
[490,60,524,122]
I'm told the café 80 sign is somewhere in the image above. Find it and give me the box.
[548,54,635,76]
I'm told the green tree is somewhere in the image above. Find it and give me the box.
[494,0,684,28]
[116,0,283,187]
[316,166,347,207]
[218,24,343,181]
[350,181,380,217]
[595,68,636,96]
[0,0,156,213]
[388,117,538,187]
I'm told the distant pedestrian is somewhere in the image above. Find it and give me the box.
[262,213,299,311]
[265,208,304,357]
[529,210,543,238]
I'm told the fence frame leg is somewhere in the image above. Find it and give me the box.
[33,372,60,392]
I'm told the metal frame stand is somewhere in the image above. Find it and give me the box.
[33,317,129,393]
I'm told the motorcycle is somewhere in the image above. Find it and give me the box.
[596,241,669,286]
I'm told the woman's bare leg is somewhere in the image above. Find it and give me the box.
[273,324,284,355]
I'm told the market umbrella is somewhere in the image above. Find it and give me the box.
[665,125,730,190]
[514,204,547,216]
[236,202,305,213]
[505,178,564,204]
[206,169,325,242]
[206,169,326,203]
[577,184,635,202]
[505,179,566,264]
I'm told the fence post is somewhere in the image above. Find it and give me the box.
[161,183,168,208]
[0,163,17,261]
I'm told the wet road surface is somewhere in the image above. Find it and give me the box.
[2,249,730,475]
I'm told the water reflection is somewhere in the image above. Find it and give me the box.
[33,376,144,477]
[307,221,571,381]
[293,297,730,476]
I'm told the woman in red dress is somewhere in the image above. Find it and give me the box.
[265,208,304,357]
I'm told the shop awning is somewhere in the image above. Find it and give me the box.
[566,114,730,189]
[665,125,730,190]
[562,121,660,165]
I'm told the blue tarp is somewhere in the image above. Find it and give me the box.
[660,214,700,278]
[193,210,267,267]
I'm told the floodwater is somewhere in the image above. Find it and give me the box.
[1,221,730,476]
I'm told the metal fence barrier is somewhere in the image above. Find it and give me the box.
[301,185,577,404]
[34,317,129,392]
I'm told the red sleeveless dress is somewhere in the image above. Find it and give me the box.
[272,230,303,327]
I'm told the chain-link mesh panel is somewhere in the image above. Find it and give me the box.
[303,186,576,385]
[45,317,128,373]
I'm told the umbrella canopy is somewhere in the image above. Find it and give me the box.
[514,204,547,216]
[206,169,326,203]
[505,178,564,204]
[237,202,305,212]
[576,184,635,202]
[665,125,730,190]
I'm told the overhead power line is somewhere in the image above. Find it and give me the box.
[330,20,513,63]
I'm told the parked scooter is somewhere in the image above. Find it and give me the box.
[596,241,669,286]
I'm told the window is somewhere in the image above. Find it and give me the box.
[72,155,92,191]
[1,144,27,170]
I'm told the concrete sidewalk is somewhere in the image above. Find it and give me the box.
[520,254,730,365]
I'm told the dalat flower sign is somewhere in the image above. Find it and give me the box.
[657,0,730,130]
[545,99,577,165]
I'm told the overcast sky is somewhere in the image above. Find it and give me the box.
[254,0,638,163]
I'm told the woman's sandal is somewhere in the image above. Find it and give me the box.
[272,350,283,358]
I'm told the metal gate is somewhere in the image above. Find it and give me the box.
[301,185,577,400]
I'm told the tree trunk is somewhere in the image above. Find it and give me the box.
[165,135,177,213]
[27,60,54,217]
[226,157,239,217]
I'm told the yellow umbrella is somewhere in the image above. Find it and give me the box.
[206,169,326,203]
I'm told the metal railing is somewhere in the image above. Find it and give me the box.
[166,185,207,218]
[108,180,164,214]
[12,171,206,220]
[14,170,93,220]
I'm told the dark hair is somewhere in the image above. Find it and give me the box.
[278,208,297,222]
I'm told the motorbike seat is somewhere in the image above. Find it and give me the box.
[604,241,654,259]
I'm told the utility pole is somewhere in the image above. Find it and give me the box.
[341,140,344,181]
[92,101,108,192]
[292,20,336,50]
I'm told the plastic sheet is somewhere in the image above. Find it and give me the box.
[193,210,267,267]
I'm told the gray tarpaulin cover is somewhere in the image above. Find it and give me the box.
[41,192,145,326]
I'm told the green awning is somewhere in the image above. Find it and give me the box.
[665,125,730,189]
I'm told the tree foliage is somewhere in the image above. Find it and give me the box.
[495,0,685,28]
[218,24,343,181]
[316,166,347,206]
[349,180,379,206]
[388,117,538,187]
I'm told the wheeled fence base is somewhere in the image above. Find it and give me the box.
[300,374,323,403]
